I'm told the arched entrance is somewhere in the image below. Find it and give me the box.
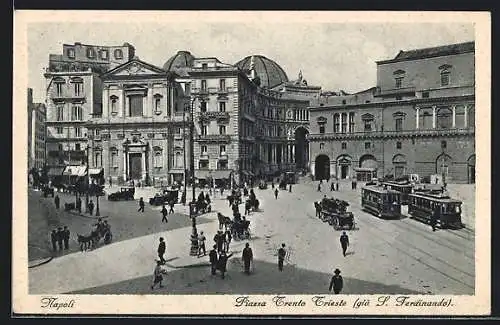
[357,154,378,181]
[467,154,475,184]
[392,154,407,179]
[314,154,330,181]
[294,126,309,170]
[337,155,352,179]
[436,153,452,182]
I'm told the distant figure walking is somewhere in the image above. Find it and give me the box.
[224,229,232,252]
[198,231,206,257]
[63,226,70,250]
[138,197,145,213]
[157,237,166,265]
[54,195,60,210]
[50,229,57,252]
[88,200,94,216]
[278,243,286,272]
[289,184,292,193]
[317,182,322,192]
[217,251,233,279]
[340,231,349,257]
[169,200,175,214]
[330,182,335,192]
[161,205,168,223]
[151,259,165,290]
[242,243,253,275]
[430,208,438,232]
[57,227,64,251]
[76,196,82,213]
[329,268,343,294]
[209,245,218,275]
[274,188,279,200]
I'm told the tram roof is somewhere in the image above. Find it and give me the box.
[362,185,400,194]
[408,192,462,203]
[381,181,413,187]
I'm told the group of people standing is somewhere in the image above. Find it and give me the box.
[50,226,70,252]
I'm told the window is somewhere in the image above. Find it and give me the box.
[219,102,226,112]
[319,125,325,134]
[114,49,123,59]
[395,77,403,88]
[94,151,102,168]
[219,125,226,135]
[202,63,208,70]
[217,160,228,170]
[395,117,403,131]
[129,95,143,117]
[201,145,208,154]
[220,79,226,91]
[441,71,450,86]
[110,97,118,114]
[71,106,82,121]
[175,152,183,168]
[201,125,207,135]
[341,142,347,150]
[73,81,83,96]
[395,95,402,101]
[348,113,355,132]
[111,150,118,167]
[56,127,63,134]
[437,107,452,129]
[365,142,371,149]
[341,113,347,133]
[175,127,181,135]
[67,48,75,58]
[155,97,161,112]
[364,120,373,132]
[319,143,325,150]
[75,144,81,151]
[74,127,81,137]
[100,50,108,60]
[200,101,207,112]
[199,160,209,169]
[334,114,340,133]
[396,141,402,149]
[56,83,64,97]
[441,140,447,149]
[95,129,100,136]
[87,48,95,58]
[153,151,163,168]
[220,145,226,155]
[422,91,430,98]
[201,80,207,92]
[56,106,64,121]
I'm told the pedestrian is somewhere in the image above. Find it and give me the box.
[151,259,166,290]
[209,245,218,275]
[274,188,279,200]
[289,184,292,193]
[198,231,206,257]
[56,227,64,251]
[340,231,349,257]
[109,176,112,188]
[157,237,166,265]
[336,180,339,191]
[224,229,232,252]
[76,196,82,213]
[221,187,224,197]
[244,200,251,215]
[138,197,145,213]
[271,181,275,189]
[217,251,233,279]
[50,229,57,252]
[353,178,357,190]
[329,268,344,294]
[63,226,70,250]
[278,243,286,272]
[88,200,94,216]
[214,230,225,254]
[161,205,168,223]
[317,182,322,192]
[54,195,60,210]
[242,243,253,275]
[169,200,175,214]
[430,208,438,232]
[330,182,335,192]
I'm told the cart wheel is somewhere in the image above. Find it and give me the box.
[333,217,339,228]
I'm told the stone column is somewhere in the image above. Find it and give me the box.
[291,145,295,163]
[452,105,456,128]
[464,104,468,127]
[119,89,124,117]
[146,86,153,117]
[310,161,315,177]
[103,87,109,118]
[415,106,420,129]
[125,96,130,117]
[123,150,127,181]
[141,151,147,180]
[432,105,437,129]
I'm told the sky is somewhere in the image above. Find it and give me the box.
[27,21,474,103]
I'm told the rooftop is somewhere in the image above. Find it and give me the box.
[377,41,475,64]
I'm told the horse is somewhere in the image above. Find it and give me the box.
[77,233,99,251]
[217,212,232,231]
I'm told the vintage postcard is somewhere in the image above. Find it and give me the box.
[13,10,491,315]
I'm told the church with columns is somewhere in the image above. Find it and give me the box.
[308,41,475,184]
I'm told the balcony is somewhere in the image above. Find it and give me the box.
[50,93,86,102]
[197,134,231,143]
[191,88,209,95]
[198,111,230,122]
[307,127,475,141]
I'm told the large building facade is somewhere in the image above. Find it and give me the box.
[27,88,46,170]
[308,41,475,184]
[44,42,135,176]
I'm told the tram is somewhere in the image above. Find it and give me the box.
[408,191,463,229]
[361,185,401,219]
[380,181,413,205]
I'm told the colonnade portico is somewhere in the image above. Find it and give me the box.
[415,103,473,129]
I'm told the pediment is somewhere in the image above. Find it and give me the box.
[103,59,167,79]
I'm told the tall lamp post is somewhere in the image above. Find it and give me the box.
[182,104,188,205]
[188,97,199,256]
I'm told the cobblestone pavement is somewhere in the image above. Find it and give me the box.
[29,179,475,295]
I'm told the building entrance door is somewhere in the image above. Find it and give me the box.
[129,153,142,180]
[341,165,348,179]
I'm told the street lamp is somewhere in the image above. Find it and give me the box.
[188,97,199,256]
[182,105,188,206]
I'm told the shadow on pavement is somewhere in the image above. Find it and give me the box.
[70,259,422,295]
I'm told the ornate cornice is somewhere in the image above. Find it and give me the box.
[308,128,474,141]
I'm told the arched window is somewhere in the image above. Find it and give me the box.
[468,106,475,128]
[154,94,163,114]
[110,148,118,168]
[94,149,102,168]
[87,48,95,59]
[110,95,118,114]
[154,149,163,168]
[341,113,347,133]
[334,114,340,133]
[437,107,453,129]
[114,49,123,59]
[175,152,183,168]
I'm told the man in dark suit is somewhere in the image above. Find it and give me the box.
[209,245,218,275]
[157,237,166,265]
[278,243,286,272]
[329,268,343,294]
[340,231,349,257]
[63,226,70,250]
[242,243,253,275]
[56,227,64,251]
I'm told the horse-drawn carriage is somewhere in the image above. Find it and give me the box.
[278,180,287,190]
[245,197,260,212]
[227,190,242,205]
[77,219,113,251]
[258,181,268,190]
[216,212,251,240]
[316,197,355,230]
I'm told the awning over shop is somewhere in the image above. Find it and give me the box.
[47,167,65,176]
[195,170,232,179]
[63,165,87,177]
[89,168,104,176]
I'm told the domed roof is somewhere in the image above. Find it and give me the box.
[163,51,195,76]
[234,55,289,88]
